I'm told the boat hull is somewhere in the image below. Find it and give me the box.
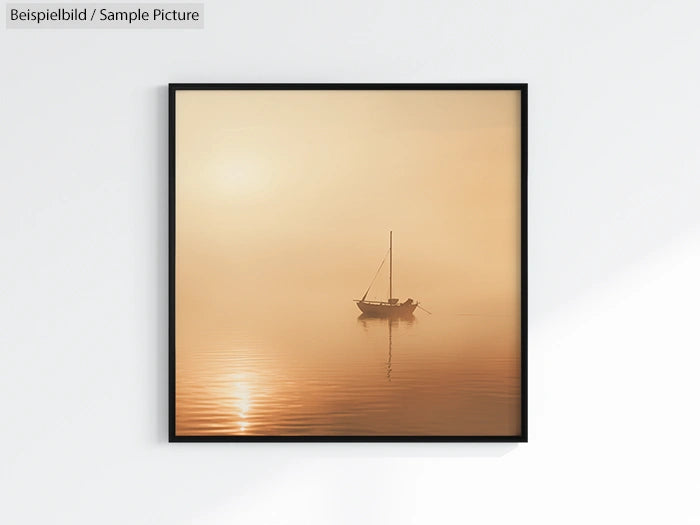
[355,300,418,317]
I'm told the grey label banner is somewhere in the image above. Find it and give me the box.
[6,3,204,28]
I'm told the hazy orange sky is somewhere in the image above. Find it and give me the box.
[176,89,521,332]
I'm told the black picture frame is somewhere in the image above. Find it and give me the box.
[169,83,528,442]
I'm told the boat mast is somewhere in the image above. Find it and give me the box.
[389,231,393,300]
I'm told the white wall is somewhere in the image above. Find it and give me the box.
[1,1,699,523]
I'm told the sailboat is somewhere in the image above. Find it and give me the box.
[355,231,419,317]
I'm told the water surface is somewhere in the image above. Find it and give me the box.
[176,301,520,436]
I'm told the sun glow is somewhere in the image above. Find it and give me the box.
[210,160,270,198]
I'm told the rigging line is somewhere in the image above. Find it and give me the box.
[417,304,433,315]
[361,248,390,301]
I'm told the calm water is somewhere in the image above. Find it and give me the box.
[176,301,520,436]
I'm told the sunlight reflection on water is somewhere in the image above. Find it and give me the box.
[176,306,520,436]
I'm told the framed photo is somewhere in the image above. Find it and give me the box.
[169,84,527,442]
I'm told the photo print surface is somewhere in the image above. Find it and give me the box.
[170,85,527,441]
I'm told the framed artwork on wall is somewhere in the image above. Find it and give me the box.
[169,84,527,442]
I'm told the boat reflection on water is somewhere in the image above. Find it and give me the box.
[357,313,415,381]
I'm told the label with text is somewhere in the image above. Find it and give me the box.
[6,3,204,28]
